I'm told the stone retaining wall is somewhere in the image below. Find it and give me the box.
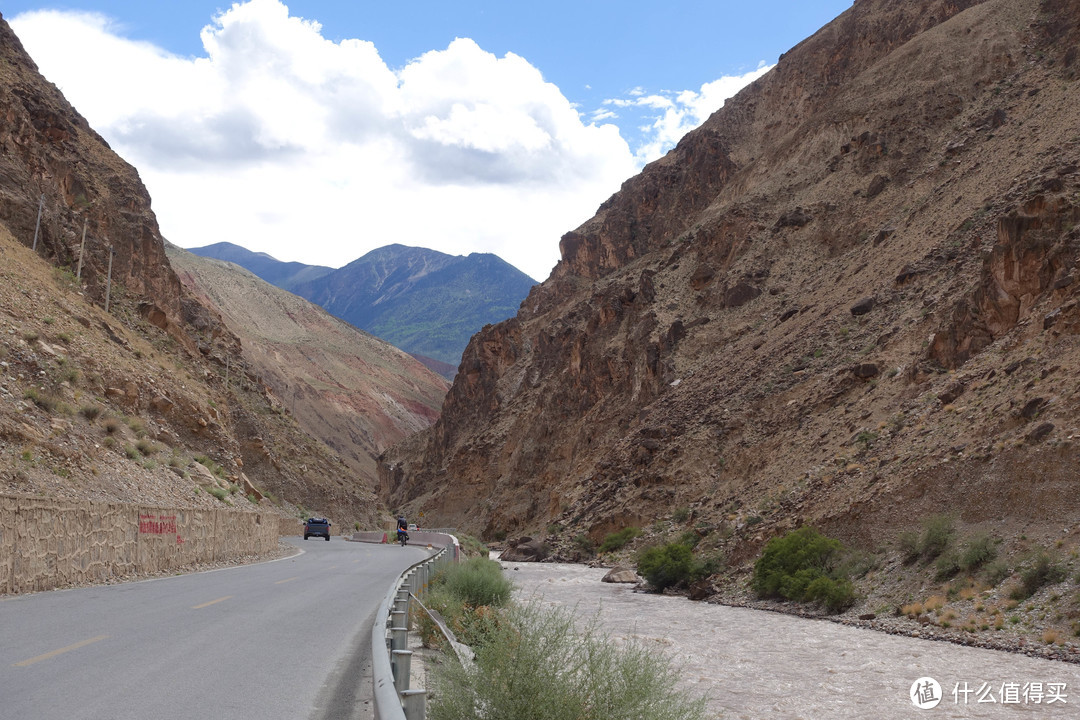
[0,494,280,594]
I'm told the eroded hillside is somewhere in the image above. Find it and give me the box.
[166,245,448,483]
[382,0,1080,564]
[0,13,414,528]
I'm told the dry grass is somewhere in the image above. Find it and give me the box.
[924,595,947,612]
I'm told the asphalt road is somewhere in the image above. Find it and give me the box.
[0,537,431,720]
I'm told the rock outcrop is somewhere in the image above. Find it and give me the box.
[381,0,1080,561]
[0,13,429,527]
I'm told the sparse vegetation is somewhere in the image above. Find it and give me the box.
[79,404,102,421]
[443,556,514,609]
[429,601,707,720]
[752,527,856,612]
[960,533,997,572]
[416,556,511,651]
[1011,553,1067,600]
[24,387,59,412]
[599,527,642,553]
[901,515,955,564]
[456,533,489,558]
[636,540,720,592]
[572,533,595,557]
[194,454,226,479]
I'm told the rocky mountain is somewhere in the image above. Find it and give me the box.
[382,0,1080,571]
[166,244,448,484]
[185,241,333,293]
[0,13,426,528]
[190,241,537,373]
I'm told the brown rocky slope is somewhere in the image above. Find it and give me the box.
[0,13,432,530]
[382,0,1080,627]
[166,245,448,484]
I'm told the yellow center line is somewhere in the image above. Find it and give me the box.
[192,595,232,609]
[14,635,109,667]
[275,576,300,585]
[328,565,338,570]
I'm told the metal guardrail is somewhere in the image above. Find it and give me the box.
[371,533,459,720]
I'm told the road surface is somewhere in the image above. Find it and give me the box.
[0,537,430,720]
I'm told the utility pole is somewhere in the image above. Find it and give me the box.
[76,218,88,281]
[104,245,115,313]
[31,194,44,252]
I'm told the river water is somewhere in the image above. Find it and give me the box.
[503,559,1080,719]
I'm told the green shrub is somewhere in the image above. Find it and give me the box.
[208,487,228,502]
[960,534,997,572]
[24,388,58,412]
[599,527,642,553]
[442,557,513,608]
[572,534,595,557]
[637,542,695,591]
[983,560,1011,586]
[79,405,102,421]
[672,507,691,524]
[1017,553,1066,599]
[677,529,702,550]
[918,515,955,561]
[752,527,855,612]
[935,550,962,580]
[429,602,706,720]
[126,417,146,437]
[456,533,489,558]
[637,540,722,591]
[804,575,856,612]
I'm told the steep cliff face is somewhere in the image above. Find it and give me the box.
[0,14,398,528]
[382,0,1080,553]
[0,16,188,341]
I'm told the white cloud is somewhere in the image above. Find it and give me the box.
[9,2,773,281]
[608,65,773,164]
[10,1,636,281]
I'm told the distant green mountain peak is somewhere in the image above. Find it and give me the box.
[188,241,537,375]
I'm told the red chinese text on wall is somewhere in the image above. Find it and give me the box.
[139,514,178,535]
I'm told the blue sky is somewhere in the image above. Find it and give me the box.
[6,1,851,280]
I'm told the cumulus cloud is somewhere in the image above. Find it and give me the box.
[10,1,771,280]
[606,64,773,164]
[10,1,636,281]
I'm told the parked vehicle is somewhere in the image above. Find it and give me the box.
[304,517,331,541]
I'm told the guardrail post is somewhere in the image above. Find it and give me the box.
[391,624,408,653]
[395,596,412,630]
[392,649,412,693]
[401,689,426,720]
